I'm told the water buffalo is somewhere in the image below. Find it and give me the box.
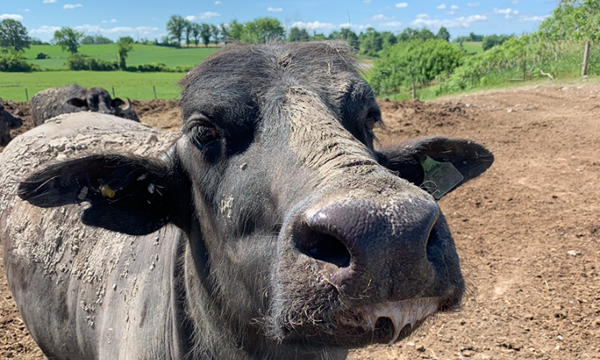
[0,42,493,360]
[0,101,23,146]
[31,84,139,126]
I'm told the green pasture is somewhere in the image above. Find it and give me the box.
[0,71,185,101]
[22,44,220,70]
[451,41,483,54]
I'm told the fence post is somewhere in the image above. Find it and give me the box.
[153,85,157,99]
[582,41,591,77]
[25,88,29,102]
[112,87,116,97]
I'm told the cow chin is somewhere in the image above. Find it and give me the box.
[267,294,443,348]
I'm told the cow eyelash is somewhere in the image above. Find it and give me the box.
[189,124,220,149]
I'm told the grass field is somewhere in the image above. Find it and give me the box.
[0,71,185,101]
[23,44,220,70]
[451,41,483,54]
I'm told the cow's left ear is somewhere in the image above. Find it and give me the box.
[376,137,493,199]
[18,154,187,235]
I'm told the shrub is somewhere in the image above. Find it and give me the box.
[36,53,50,59]
[0,53,38,72]
[67,54,118,71]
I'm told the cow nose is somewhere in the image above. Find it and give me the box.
[295,196,440,289]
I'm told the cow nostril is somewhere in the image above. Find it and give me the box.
[299,229,351,268]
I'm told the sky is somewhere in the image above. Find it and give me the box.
[0,0,560,42]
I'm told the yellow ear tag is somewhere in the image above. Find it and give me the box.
[100,185,116,198]
[419,155,464,200]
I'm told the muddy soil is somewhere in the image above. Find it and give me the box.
[1,84,599,359]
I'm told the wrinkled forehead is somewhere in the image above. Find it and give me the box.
[178,43,373,127]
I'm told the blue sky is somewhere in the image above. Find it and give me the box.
[1,0,559,42]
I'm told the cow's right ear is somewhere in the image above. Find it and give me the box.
[67,98,89,109]
[18,154,186,235]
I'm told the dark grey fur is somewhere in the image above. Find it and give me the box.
[31,84,140,126]
[0,101,23,146]
[3,42,493,360]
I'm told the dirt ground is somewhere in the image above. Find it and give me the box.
[1,83,599,359]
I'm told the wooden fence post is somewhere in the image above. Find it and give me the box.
[153,85,157,99]
[25,88,29,102]
[112,87,116,97]
[582,41,591,77]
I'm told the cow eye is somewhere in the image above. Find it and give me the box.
[190,125,220,149]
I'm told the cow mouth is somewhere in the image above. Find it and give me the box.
[359,298,438,344]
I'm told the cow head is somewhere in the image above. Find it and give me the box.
[19,43,492,357]
[67,88,139,122]
[0,102,23,146]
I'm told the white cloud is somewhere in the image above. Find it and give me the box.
[512,0,519,3]
[416,13,429,19]
[0,14,24,20]
[411,14,488,29]
[521,15,548,22]
[437,4,447,10]
[63,4,83,9]
[396,3,409,8]
[291,21,337,31]
[185,15,196,21]
[381,21,403,28]
[267,7,283,12]
[199,11,220,19]
[42,0,56,3]
[467,2,480,7]
[215,1,221,4]
[101,20,107,23]
[494,8,519,15]
[451,5,459,10]
[30,25,61,35]
[369,14,394,21]
[364,0,371,3]
[110,19,117,23]
[339,23,369,31]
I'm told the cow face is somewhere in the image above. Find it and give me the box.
[0,103,23,146]
[66,89,139,122]
[19,43,492,353]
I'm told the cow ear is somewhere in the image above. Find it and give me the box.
[67,98,89,109]
[18,154,184,235]
[111,97,126,108]
[377,137,493,199]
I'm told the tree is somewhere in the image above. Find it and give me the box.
[241,17,285,43]
[482,34,512,51]
[359,27,383,56]
[210,24,221,45]
[200,23,212,47]
[167,15,186,46]
[184,20,194,46]
[369,39,465,97]
[0,19,31,53]
[288,27,310,42]
[225,20,245,42]
[53,27,84,54]
[81,35,114,45]
[190,23,202,46]
[117,36,134,70]
[436,27,451,42]
[381,31,397,49]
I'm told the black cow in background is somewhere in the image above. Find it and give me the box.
[31,84,140,126]
[0,100,23,146]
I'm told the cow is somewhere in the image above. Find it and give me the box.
[0,100,23,146]
[0,42,493,360]
[31,84,140,126]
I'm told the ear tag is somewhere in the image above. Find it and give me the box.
[100,185,116,198]
[419,155,464,200]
